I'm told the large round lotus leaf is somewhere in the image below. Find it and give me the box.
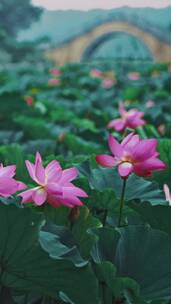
[115,226,171,300]
[78,163,165,205]
[130,202,171,235]
[0,204,98,304]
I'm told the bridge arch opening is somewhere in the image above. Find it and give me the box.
[81,31,154,62]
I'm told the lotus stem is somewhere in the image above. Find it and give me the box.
[102,209,108,227]
[118,178,127,227]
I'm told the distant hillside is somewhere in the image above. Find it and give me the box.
[18,7,171,45]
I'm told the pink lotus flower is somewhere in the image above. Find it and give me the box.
[49,68,61,76]
[158,124,165,135]
[128,72,140,81]
[90,69,103,78]
[19,152,88,208]
[102,78,116,89]
[164,184,171,205]
[48,78,60,86]
[96,133,165,178]
[24,96,34,106]
[145,100,155,108]
[0,164,26,197]
[108,103,145,132]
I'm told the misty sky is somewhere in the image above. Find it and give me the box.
[32,0,171,10]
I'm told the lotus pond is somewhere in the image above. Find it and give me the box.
[0,60,171,304]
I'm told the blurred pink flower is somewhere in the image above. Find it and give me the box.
[158,124,166,135]
[48,78,60,86]
[20,152,88,208]
[49,68,61,76]
[0,164,26,197]
[128,72,140,81]
[96,133,165,178]
[90,69,103,78]
[145,100,155,108]
[108,102,145,132]
[102,78,116,89]
[24,96,34,106]
[164,184,171,205]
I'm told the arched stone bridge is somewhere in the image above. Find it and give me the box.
[47,15,171,65]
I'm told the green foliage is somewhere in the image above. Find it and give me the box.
[130,202,171,235]
[123,86,145,101]
[14,116,53,140]
[0,0,42,37]
[91,225,171,302]
[78,163,165,205]
[115,226,171,300]
[0,1,43,62]
[0,203,98,304]
[154,139,171,188]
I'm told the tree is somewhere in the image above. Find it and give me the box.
[0,0,42,37]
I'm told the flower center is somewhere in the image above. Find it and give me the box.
[123,110,136,120]
[121,151,133,164]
